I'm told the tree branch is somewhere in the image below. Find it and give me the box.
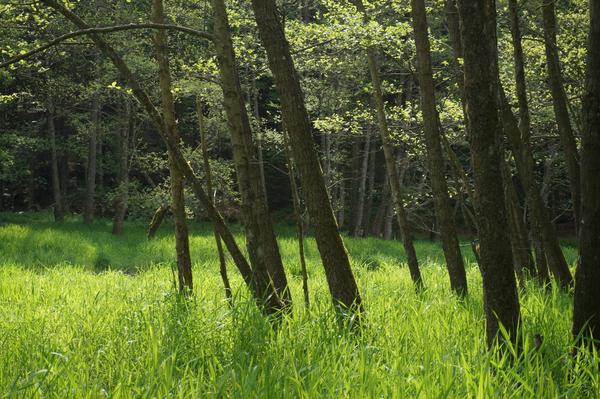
[0,23,214,69]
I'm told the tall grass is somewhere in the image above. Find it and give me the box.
[0,212,595,398]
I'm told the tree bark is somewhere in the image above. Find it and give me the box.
[111,98,132,235]
[152,0,193,293]
[573,0,600,348]
[411,0,467,295]
[197,97,232,302]
[47,96,64,222]
[147,204,168,239]
[83,90,99,224]
[351,0,423,288]
[211,0,290,307]
[251,0,362,311]
[456,0,520,346]
[542,0,581,228]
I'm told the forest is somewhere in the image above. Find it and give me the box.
[0,0,599,396]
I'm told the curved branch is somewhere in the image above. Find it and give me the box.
[0,23,214,68]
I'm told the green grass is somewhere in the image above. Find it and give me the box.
[0,212,596,398]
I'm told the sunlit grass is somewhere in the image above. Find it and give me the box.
[0,212,596,398]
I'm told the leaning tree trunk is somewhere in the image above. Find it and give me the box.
[456,0,520,346]
[47,96,64,222]
[352,0,423,288]
[542,0,581,229]
[83,88,99,225]
[152,0,193,293]
[197,97,232,302]
[573,0,600,348]
[411,0,467,295]
[251,0,362,311]
[112,98,132,235]
[211,0,290,308]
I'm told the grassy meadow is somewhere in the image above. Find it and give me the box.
[0,212,597,398]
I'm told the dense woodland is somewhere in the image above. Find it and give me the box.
[0,0,599,396]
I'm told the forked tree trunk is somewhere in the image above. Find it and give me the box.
[541,0,581,229]
[112,98,132,235]
[411,0,467,295]
[152,0,193,293]
[352,0,423,288]
[573,0,600,348]
[211,0,290,308]
[251,0,362,311]
[197,97,231,302]
[83,90,99,224]
[456,0,520,346]
[47,96,64,222]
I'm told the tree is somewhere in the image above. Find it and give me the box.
[112,97,132,235]
[351,0,423,288]
[541,0,581,228]
[210,0,290,307]
[573,0,600,348]
[250,0,362,311]
[456,0,520,345]
[411,0,467,295]
[151,0,193,293]
[46,96,64,222]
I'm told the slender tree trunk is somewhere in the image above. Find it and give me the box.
[573,0,600,348]
[211,0,290,308]
[499,87,573,287]
[337,173,346,228]
[352,131,371,237]
[501,156,535,280]
[456,0,520,346]
[411,0,467,295]
[83,90,99,224]
[542,0,581,229]
[252,78,268,198]
[372,171,390,237]
[283,130,310,308]
[251,0,362,311]
[47,97,64,222]
[152,0,193,293]
[364,138,377,234]
[112,98,132,235]
[197,97,232,302]
[351,0,423,288]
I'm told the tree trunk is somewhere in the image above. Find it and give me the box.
[364,137,377,234]
[411,0,467,296]
[112,98,132,235]
[147,204,168,239]
[211,0,290,308]
[499,87,573,287]
[573,0,600,348]
[251,0,362,311]
[83,90,99,224]
[47,96,64,222]
[501,156,535,280]
[542,0,581,229]
[284,130,310,308]
[351,0,423,288]
[197,97,232,302]
[352,131,371,237]
[372,171,390,237]
[456,0,520,346]
[152,0,193,293]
